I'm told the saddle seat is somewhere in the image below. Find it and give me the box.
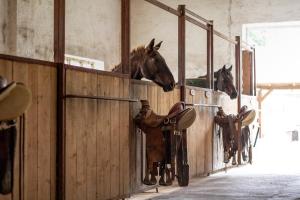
[136,100,196,131]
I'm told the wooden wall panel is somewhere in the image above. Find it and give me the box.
[65,70,130,200]
[0,59,56,200]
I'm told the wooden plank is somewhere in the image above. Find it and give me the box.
[119,78,130,196]
[242,50,252,95]
[97,75,111,199]
[110,77,120,199]
[49,68,57,200]
[37,66,51,200]
[85,78,97,200]
[15,63,38,200]
[65,70,78,200]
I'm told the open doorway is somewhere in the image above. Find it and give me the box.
[243,21,300,173]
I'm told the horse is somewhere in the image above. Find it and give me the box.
[186,65,237,99]
[113,38,175,92]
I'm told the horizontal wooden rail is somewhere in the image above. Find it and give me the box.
[185,8,212,25]
[213,30,237,44]
[0,54,57,67]
[144,0,179,16]
[65,94,139,102]
[65,64,130,79]
[257,83,300,90]
[185,15,209,30]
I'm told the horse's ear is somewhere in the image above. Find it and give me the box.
[146,38,155,52]
[154,41,163,50]
[227,65,233,71]
[222,65,226,71]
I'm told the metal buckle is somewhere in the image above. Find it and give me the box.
[170,118,176,124]
[164,118,170,124]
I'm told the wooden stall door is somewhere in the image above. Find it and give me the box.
[242,50,254,95]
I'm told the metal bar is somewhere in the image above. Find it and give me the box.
[121,0,130,74]
[213,30,237,45]
[235,36,242,165]
[144,0,180,16]
[65,94,139,102]
[185,8,212,25]
[186,103,220,107]
[185,15,209,30]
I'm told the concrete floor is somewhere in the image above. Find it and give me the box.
[130,139,300,200]
[129,165,300,200]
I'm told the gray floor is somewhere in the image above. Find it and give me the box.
[130,134,300,200]
[130,165,300,200]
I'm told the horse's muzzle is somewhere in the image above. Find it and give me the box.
[230,90,238,99]
[163,83,175,92]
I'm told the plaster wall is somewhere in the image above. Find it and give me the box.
[131,0,300,80]
[65,0,121,69]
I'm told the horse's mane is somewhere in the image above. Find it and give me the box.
[112,46,146,73]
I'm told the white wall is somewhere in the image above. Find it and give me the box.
[131,0,300,80]
[65,0,121,69]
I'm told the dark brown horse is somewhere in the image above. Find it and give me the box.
[186,65,237,99]
[113,39,175,92]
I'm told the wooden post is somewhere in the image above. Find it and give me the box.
[178,5,186,102]
[206,21,214,89]
[178,4,188,170]
[235,36,242,165]
[54,0,65,199]
[121,0,130,74]
[253,48,257,96]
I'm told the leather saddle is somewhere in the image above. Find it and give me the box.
[135,100,196,132]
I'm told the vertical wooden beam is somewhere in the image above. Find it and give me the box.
[121,0,130,74]
[206,23,212,89]
[178,5,189,182]
[253,48,257,96]
[210,21,214,89]
[54,0,65,199]
[54,0,65,63]
[235,36,242,165]
[178,5,186,102]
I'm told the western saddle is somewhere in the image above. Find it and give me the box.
[134,100,196,186]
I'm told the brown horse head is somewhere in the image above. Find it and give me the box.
[214,65,237,99]
[113,39,175,92]
[141,39,175,92]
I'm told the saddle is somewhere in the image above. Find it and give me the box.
[0,76,31,121]
[135,100,196,132]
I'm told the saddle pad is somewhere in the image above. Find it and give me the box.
[0,83,32,121]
